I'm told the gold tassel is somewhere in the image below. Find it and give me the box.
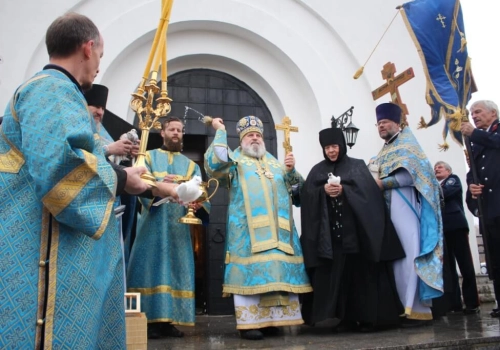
[417,116,428,129]
[353,67,364,79]
[448,108,464,131]
[459,35,467,53]
[449,117,461,131]
[225,251,230,264]
[438,141,450,152]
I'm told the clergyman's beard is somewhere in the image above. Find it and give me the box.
[383,130,397,142]
[242,142,266,158]
[165,138,182,152]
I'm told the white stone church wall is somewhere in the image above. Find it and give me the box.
[0,0,479,271]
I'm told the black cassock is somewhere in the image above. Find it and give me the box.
[300,155,405,327]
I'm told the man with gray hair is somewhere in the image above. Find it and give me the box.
[434,161,479,314]
[461,100,500,317]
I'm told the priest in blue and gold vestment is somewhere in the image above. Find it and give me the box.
[127,117,209,339]
[85,84,139,269]
[204,116,312,340]
[373,103,443,326]
[0,13,133,349]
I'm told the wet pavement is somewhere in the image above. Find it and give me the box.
[147,303,500,349]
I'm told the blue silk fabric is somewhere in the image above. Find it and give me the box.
[376,127,444,303]
[127,149,208,325]
[97,123,114,149]
[401,0,474,146]
[0,69,125,349]
[204,129,311,296]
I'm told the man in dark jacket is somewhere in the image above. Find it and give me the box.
[434,161,479,314]
[461,99,500,317]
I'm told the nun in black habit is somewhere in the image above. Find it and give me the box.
[300,128,405,331]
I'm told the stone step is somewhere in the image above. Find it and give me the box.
[458,275,496,303]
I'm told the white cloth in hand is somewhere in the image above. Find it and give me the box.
[177,175,203,204]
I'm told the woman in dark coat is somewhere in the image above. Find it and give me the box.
[300,128,405,331]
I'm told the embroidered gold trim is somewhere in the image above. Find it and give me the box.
[445,1,461,74]
[128,286,195,298]
[10,75,50,122]
[0,128,25,173]
[251,215,271,228]
[278,217,290,231]
[239,156,280,254]
[43,217,60,350]
[186,161,196,178]
[404,307,433,320]
[42,150,98,216]
[223,283,312,295]
[92,197,115,240]
[236,319,303,330]
[227,253,304,265]
[277,242,294,255]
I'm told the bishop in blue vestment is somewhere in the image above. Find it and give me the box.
[204,116,311,340]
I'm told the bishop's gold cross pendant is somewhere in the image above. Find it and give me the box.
[255,166,274,179]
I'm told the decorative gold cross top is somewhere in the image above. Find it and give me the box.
[372,62,414,126]
[275,116,298,155]
[436,14,446,28]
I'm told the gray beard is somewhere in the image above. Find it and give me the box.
[242,143,266,158]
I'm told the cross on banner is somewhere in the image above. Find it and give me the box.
[275,116,298,155]
[436,13,446,28]
[372,62,414,126]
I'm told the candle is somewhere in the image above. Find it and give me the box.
[141,3,170,83]
[152,35,165,81]
[161,32,167,84]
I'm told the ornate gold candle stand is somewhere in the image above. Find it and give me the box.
[130,78,172,187]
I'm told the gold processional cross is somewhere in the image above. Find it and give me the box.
[256,116,297,180]
[275,116,298,155]
[372,62,414,127]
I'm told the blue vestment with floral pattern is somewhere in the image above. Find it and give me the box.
[0,68,125,349]
[204,129,312,296]
[376,127,443,303]
[127,149,208,326]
